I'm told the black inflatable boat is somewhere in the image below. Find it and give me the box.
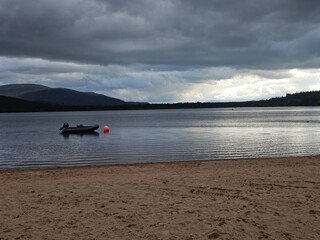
[59,123,99,134]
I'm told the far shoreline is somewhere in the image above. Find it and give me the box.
[2,89,320,113]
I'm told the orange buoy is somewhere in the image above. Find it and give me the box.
[103,125,110,133]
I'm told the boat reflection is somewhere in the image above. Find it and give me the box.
[60,132,100,139]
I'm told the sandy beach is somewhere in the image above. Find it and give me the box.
[0,156,319,240]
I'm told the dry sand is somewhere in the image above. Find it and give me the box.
[0,156,320,240]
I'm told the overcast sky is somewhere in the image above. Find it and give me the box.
[1,0,320,103]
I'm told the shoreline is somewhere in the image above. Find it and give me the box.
[1,156,320,239]
[1,155,320,172]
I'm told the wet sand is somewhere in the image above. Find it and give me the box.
[1,156,320,240]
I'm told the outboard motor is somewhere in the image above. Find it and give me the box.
[59,122,69,130]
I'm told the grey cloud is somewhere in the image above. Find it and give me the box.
[1,0,320,68]
[1,56,320,103]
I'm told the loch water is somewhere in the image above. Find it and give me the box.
[1,107,320,169]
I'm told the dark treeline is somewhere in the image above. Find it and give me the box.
[1,90,320,113]
[263,91,320,106]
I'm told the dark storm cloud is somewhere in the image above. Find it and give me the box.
[1,0,320,68]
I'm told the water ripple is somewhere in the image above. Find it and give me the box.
[1,107,320,169]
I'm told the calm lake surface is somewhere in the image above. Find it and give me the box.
[1,107,320,169]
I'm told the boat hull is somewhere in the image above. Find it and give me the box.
[60,125,99,134]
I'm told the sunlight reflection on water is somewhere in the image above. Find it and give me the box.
[1,107,320,169]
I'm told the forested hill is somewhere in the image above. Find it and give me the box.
[257,91,320,107]
[0,96,54,112]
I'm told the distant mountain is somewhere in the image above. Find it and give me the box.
[0,84,125,106]
[19,88,125,106]
[0,84,50,98]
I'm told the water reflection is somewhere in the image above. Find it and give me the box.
[60,132,100,139]
[1,107,320,169]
